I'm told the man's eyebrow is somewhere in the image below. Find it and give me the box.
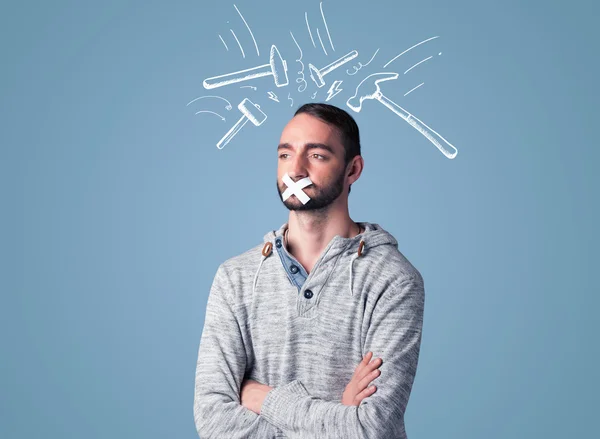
[277,143,335,154]
[305,143,335,154]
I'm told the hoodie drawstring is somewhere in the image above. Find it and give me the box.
[253,242,273,295]
[349,240,365,296]
[256,239,365,297]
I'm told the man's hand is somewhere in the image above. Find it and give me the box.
[240,379,273,415]
[342,351,382,406]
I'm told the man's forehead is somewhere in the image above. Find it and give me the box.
[283,113,333,132]
[280,114,342,149]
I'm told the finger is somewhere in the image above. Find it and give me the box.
[354,351,373,375]
[358,368,381,389]
[357,357,382,381]
[354,385,377,404]
[360,351,373,368]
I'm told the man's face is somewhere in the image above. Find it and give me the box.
[276,113,347,211]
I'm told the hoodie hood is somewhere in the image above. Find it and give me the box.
[254,222,398,296]
[263,222,397,252]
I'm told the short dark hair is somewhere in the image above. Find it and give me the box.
[294,103,361,193]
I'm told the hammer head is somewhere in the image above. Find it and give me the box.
[269,45,289,87]
[346,72,399,112]
[308,63,325,88]
[238,98,267,126]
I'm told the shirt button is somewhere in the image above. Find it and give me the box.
[304,289,313,299]
[275,239,282,248]
[290,265,299,274]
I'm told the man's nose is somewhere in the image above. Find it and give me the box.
[288,154,308,179]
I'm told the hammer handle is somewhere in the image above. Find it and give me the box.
[378,94,458,159]
[204,63,272,89]
[321,50,359,76]
[217,115,248,149]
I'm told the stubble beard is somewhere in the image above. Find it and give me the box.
[277,169,346,212]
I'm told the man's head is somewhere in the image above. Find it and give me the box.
[276,103,363,211]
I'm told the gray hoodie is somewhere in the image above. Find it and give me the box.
[193,221,425,439]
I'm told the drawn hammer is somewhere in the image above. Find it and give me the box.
[203,45,289,89]
[347,72,458,159]
[216,98,267,149]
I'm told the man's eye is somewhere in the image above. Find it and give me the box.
[312,154,325,159]
[279,154,289,159]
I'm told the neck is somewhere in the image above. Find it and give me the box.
[284,209,361,264]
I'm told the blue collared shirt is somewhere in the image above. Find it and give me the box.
[273,235,309,291]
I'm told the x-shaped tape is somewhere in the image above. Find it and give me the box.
[281,172,313,204]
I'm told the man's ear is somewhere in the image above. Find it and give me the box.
[346,156,363,182]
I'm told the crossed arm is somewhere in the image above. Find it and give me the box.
[239,350,382,414]
[193,265,424,439]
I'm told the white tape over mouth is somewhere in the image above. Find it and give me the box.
[281,173,313,204]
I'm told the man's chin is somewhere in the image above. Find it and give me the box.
[282,198,312,211]
[282,197,336,212]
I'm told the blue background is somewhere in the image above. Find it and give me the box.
[2,0,598,437]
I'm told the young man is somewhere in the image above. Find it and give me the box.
[193,103,425,439]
